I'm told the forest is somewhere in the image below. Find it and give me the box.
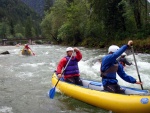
[0,0,42,40]
[41,0,150,53]
[0,0,150,53]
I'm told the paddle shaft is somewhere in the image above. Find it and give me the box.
[131,46,143,90]
[54,51,74,88]
[29,48,35,55]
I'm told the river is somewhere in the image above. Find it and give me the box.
[0,45,150,113]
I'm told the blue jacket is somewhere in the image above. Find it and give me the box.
[101,45,136,86]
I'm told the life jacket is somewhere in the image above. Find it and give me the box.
[101,62,118,79]
[64,56,79,76]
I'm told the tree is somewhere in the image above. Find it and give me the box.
[25,17,33,38]
[41,0,67,42]
[0,22,10,39]
[14,23,25,37]
[9,20,15,36]
[129,0,142,29]
[44,0,54,11]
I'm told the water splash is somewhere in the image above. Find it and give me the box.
[0,106,13,113]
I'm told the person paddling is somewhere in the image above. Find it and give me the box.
[23,44,35,55]
[100,40,142,94]
[56,47,83,86]
[118,52,132,67]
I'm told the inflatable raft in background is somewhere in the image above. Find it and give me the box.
[21,49,32,55]
[51,72,150,113]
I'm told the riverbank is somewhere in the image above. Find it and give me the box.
[109,38,150,54]
[1,37,150,54]
[79,37,150,54]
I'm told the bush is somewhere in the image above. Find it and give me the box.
[81,37,101,48]
[35,40,43,44]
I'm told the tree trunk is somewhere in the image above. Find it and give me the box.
[130,0,142,29]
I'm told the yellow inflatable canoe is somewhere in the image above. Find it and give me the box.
[51,73,150,113]
[21,49,32,55]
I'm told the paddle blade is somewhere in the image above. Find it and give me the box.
[49,87,56,99]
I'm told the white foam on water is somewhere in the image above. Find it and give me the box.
[80,52,150,88]
[20,62,46,67]
[50,62,56,67]
[45,52,49,55]
[0,106,13,113]
[116,54,150,88]
[16,72,34,79]
[92,61,101,72]
[10,48,22,55]
[79,60,100,80]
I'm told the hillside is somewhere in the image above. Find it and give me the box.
[21,0,45,16]
[0,0,42,40]
[0,0,40,24]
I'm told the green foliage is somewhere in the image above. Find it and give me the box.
[57,0,88,45]
[41,0,67,42]
[21,0,45,16]
[7,34,14,39]
[0,0,41,24]
[114,37,150,53]
[0,22,10,39]
[44,0,54,11]
[81,36,105,48]
[35,40,43,44]
[41,0,150,51]
[25,17,33,38]
[15,33,24,39]
[41,0,90,45]
[0,0,41,39]
[14,24,25,36]
[119,0,137,33]
[84,20,104,40]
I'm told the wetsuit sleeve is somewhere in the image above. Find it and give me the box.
[75,50,82,61]
[101,45,128,71]
[56,57,67,74]
[117,64,136,83]
[110,45,128,61]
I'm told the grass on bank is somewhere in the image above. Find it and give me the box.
[80,37,150,54]
[110,37,150,53]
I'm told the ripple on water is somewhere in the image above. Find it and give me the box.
[0,106,13,113]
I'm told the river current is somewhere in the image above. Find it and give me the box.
[0,45,150,113]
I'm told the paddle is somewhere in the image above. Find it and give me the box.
[49,51,74,99]
[30,49,35,56]
[29,47,35,56]
[131,46,143,90]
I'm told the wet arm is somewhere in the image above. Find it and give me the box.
[111,45,128,61]
[117,64,136,83]
[101,45,128,71]
[75,50,82,61]
[56,58,67,74]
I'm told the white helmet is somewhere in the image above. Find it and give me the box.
[66,47,74,52]
[121,52,127,56]
[108,45,119,53]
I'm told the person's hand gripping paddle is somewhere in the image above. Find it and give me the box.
[49,51,74,99]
